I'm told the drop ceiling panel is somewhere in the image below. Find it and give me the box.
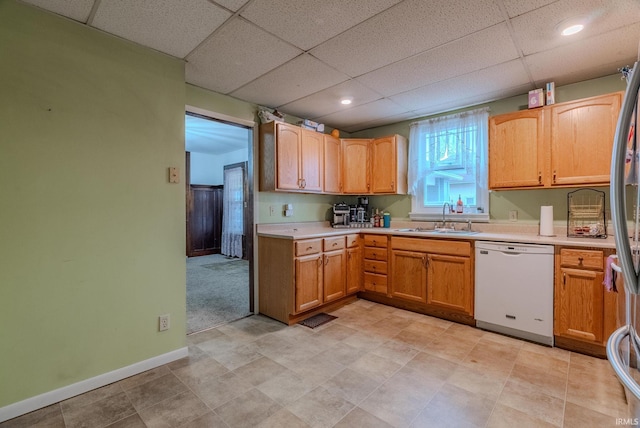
[390,60,531,111]
[186,18,302,94]
[21,0,94,22]
[342,111,418,133]
[525,23,640,86]
[214,0,251,12]
[240,0,401,50]
[316,99,407,130]
[91,0,231,58]
[356,23,520,97]
[510,0,640,56]
[230,54,350,108]
[279,80,383,119]
[310,0,504,77]
[501,0,556,18]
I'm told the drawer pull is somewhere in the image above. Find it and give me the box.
[306,246,313,250]
[505,314,516,320]
[332,242,338,246]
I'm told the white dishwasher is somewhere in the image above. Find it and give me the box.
[475,241,554,346]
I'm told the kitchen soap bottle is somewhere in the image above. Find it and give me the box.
[456,195,463,213]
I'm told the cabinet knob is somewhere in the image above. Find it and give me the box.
[578,256,584,265]
[333,242,338,247]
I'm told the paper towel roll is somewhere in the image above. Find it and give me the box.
[540,205,555,236]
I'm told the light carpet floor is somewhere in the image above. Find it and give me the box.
[186,254,251,334]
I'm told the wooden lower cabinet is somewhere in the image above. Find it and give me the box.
[554,247,616,357]
[427,253,472,315]
[386,236,474,323]
[363,234,389,293]
[389,250,427,303]
[295,254,323,313]
[258,235,355,325]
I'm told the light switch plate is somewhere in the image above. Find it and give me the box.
[168,167,179,183]
[509,210,518,222]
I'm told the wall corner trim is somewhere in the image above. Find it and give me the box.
[0,347,189,423]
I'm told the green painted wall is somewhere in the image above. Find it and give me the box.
[0,0,186,406]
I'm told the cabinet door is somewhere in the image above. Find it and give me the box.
[427,254,472,315]
[342,139,370,194]
[390,250,427,303]
[324,135,342,193]
[550,93,621,186]
[371,136,396,193]
[324,250,346,302]
[346,246,362,294]
[300,129,323,192]
[555,267,604,343]
[276,123,302,190]
[294,254,323,313]
[489,109,545,189]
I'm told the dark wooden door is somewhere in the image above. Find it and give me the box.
[187,185,223,257]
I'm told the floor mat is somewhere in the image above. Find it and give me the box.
[298,313,337,329]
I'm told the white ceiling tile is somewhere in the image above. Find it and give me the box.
[230,54,350,108]
[240,0,401,50]
[390,60,531,110]
[356,23,520,97]
[21,0,94,22]
[525,22,640,86]
[315,99,407,129]
[214,0,251,12]
[310,0,504,77]
[91,0,231,58]
[186,18,302,94]
[501,0,556,18]
[510,0,640,56]
[279,80,383,119]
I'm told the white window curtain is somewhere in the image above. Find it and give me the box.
[408,107,489,219]
[221,166,244,258]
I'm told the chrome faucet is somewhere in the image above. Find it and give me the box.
[442,202,451,227]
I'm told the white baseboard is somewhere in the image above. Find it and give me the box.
[0,347,189,423]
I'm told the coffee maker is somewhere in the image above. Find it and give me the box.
[332,202,350,228]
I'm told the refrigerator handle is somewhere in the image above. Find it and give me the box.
[608,325,640,400]
[611,60,640,294]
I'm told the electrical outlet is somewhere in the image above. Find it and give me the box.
[159,314,170,332]
[509,210,518,222]
[269,205,275,216]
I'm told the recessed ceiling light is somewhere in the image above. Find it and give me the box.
[557,16,587,36]
[340,98,353,105]
[561,23,584,36]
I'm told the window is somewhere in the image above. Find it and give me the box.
[408,107,489,221]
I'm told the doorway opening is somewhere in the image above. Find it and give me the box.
[185,111,254,334]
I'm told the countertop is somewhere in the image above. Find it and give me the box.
[256,221,616,249]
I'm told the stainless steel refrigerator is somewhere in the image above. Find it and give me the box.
[609,58,640,418]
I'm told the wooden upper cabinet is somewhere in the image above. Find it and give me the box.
[300,129,323,192]
[275,123,302,191]
[342,139,371,194]
[323,134,342,193]
[489,109,545,189]
[550,92,621,186]
[260,122,323,193]
[371,135,408,194]
[488,91,622,190]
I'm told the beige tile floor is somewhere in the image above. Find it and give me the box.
[0,300,629,428]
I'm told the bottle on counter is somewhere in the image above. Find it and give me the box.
[373,209,381,227]
[456,195,464,214]
[383,212,391,228]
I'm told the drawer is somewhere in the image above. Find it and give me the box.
[324,236,345,251]
[364,260,387,275]
[363,234,388,248]
[560,248,603,270]
[364,247,388,261]
[346,234,360,248]
[391,236,471,256]
[364,272,387,293]
[295,239,322,256]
